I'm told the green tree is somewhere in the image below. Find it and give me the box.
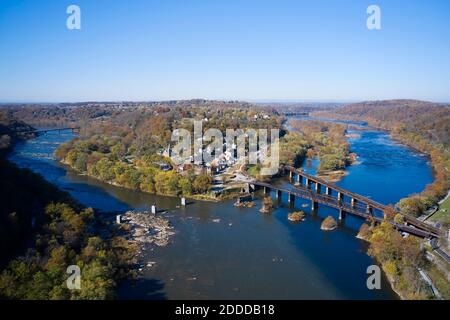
[193,174,212,194]
[178,177,193,195]
[95,158,116,181]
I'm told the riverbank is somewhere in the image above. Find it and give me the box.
[60,159,222,202]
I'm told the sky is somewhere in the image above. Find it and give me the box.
[0,0,449,103]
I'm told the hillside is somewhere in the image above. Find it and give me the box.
[314,100,450,148]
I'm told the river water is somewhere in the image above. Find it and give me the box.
[8,120,433,300]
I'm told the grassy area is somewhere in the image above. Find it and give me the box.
[427,265,450,300]
[429,195,450,226]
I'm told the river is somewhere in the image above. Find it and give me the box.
[8,119,433,300]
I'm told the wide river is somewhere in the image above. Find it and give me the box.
[8,119,433,299]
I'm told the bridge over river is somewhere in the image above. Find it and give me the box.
[243,165,445,239]
[16,127,81,135]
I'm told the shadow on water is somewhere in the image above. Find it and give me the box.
[117,278,167,300]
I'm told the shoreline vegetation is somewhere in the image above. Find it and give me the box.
[357,221,440,300]
[59,159,222,203]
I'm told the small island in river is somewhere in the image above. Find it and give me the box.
[288,211,306,222]
[321,216,338,231]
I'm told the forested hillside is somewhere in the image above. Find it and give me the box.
[322,100,449,148]
[3,100,276,127]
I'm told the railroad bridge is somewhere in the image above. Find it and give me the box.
[244,165,444,239]
[17,127,81,135]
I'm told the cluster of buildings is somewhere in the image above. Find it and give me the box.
[161,141,240,176]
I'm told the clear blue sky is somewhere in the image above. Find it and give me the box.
[1,0,449,102]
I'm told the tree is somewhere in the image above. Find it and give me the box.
[394,214,405,224]
[73,153,88,172]
[192,174,212,194]
[178,177,193,195]
[383,205,397,221]
[397,197,426,217]
[95,158,116,181]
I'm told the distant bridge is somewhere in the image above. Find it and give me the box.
[282,112,309,116]
[243,165,444,239]
[17,127,80,135]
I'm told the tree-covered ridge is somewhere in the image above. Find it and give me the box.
[328,100,450,148]
[3,100,279,128]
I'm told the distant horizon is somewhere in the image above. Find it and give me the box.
[0,97,449,106]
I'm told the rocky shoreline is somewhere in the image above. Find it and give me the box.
[121,210,175,248]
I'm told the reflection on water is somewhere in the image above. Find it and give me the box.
[8,125,433,299]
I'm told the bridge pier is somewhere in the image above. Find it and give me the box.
[288,193,295,204]
[289,171,293,181]
[339,208,346,220]
[351,198,356,209]
[315,183,320,194]
[295,174,301,186]
[366,205,373,215]
[311,200,318,212]
[337,192,343,207]
[275,189,282,199]
[305,178,311,189]
[325,187,331,196]
[264,186,270,195]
